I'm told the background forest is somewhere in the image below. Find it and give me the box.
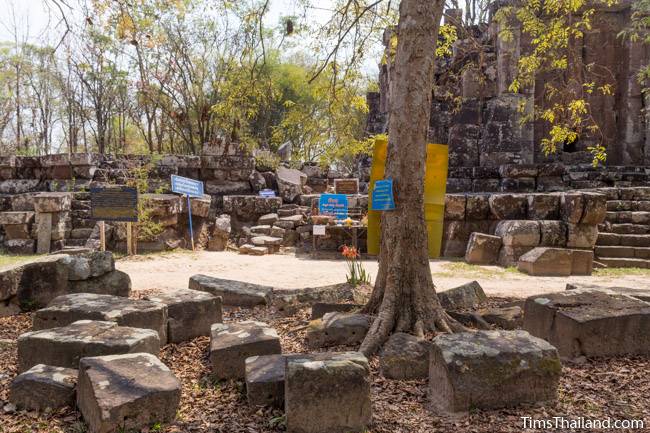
[0,0,384,167]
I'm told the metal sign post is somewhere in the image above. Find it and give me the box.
[171,175,204,252]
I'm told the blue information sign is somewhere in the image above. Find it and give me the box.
[371,179,396,211]
[171,175,204,197]
[319,194,349,220]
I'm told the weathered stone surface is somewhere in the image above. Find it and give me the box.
[0,211,35,225]
[285,352,371,433]
[187,195,212,218]
[68,270,132,298]
[494,220,540,247]
[539,220,567,247]
[0,256,69,310]
[527,194,560,220]
[245,354,286,408]
[429,330,560,413]
[33,193,72,213]
[251,225,272,235]
[565,283,650,302]
[58,251,114,281]
[189,274,273,306]
[518,247,573,277]
[10,364,77,411]
[444,194,466,220]
[523,289,650,358]
[3,223,31,239]
[276,166,305,203]
[210,321,282,380]
[482,306,523,329]
[561,192,584,223]
[251,235,283,246]
[33,293,167,342]
[570,249,594,275]
[465,194,490,220]
[258,213,279,225]
[77,353,181,433]
[272,283,355,314]
[144,289,222,343]
[465,232,502,265]
[311,302,361,320]
[305,312,371,348]
[580,192,607,225]
[488,194,527,219]
[18,320,160,372]
[379,332,430,380]
[5,239,36,255]
[498,245,531,267]
[566,223,599,248]
[438,281,487,310]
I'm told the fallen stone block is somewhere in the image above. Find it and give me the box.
[481,306,523,329]
[18,320,160,372]
[210,321,282,380]
[518,247,573,276]
[305,312,371,348]
[33,293,168,342]
[464,232,502,265]
[429,330,561,413]
[311,302,362,320]
[68,270,132,297]
[245,354,286,408]
[189,274,273,307]
[0,255,70,310]
[565,283,650,302]
[276,167,305,203]
[523,289,650,358]
[273,283,355,315]
[570,249,594,275]
[144,289,223,343]
[379,332,430,380]
[77,353,181,433]
[438,281,487,310]
[286,352,371,433]
[10,364,77,411]
[498,245,533,267]
[258,213,279,225]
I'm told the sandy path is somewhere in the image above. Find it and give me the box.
[115,251,648,298]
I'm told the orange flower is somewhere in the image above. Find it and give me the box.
[341,245,359,259]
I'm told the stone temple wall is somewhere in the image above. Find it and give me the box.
[367,0,650,176]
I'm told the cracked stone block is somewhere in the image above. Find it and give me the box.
[245,354,286,408]
[539,220,567,247]
[32,293,167,342]
[566,223,598,248]
[0,255,70,310]
[429,330,561,413]
[523,289,650,358]
[59,251,115,281]
[488,194,527,219]
[526,194,560,220]
[189,274,273,306]
[77,353,181,433]
[144,289,223,343]
[0,211,35,225]
[517,247,573,277]
[285,352,371,433]
[580,192,607,225]
[210,321,282,380]
[379,332,430,380]
[464,232,502,265]
[18,320,160,372]
[10,364,77,411]
[438,281,487,310]
[68,270,132,297]
[305,312,371,348]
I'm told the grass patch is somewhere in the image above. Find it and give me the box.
[432,261,522,278]
[593,267,650,277]
[0,254,36,269]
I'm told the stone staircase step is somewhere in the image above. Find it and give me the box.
[610,224,650,235]
[610,211,650,224]
[65,239,87,247]
[595,246,650,259]
[597,233,650,247]
[597,257,650,269]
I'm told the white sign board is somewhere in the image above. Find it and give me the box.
[313,225,326,236]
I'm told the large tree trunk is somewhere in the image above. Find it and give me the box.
[360,0,461,356]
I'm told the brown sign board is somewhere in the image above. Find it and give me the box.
[90,186,139,222]
[334,178,359,195]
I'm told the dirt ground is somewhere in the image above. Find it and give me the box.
[116,250,649,298]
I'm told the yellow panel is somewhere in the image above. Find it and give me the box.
[366,138,449,258]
